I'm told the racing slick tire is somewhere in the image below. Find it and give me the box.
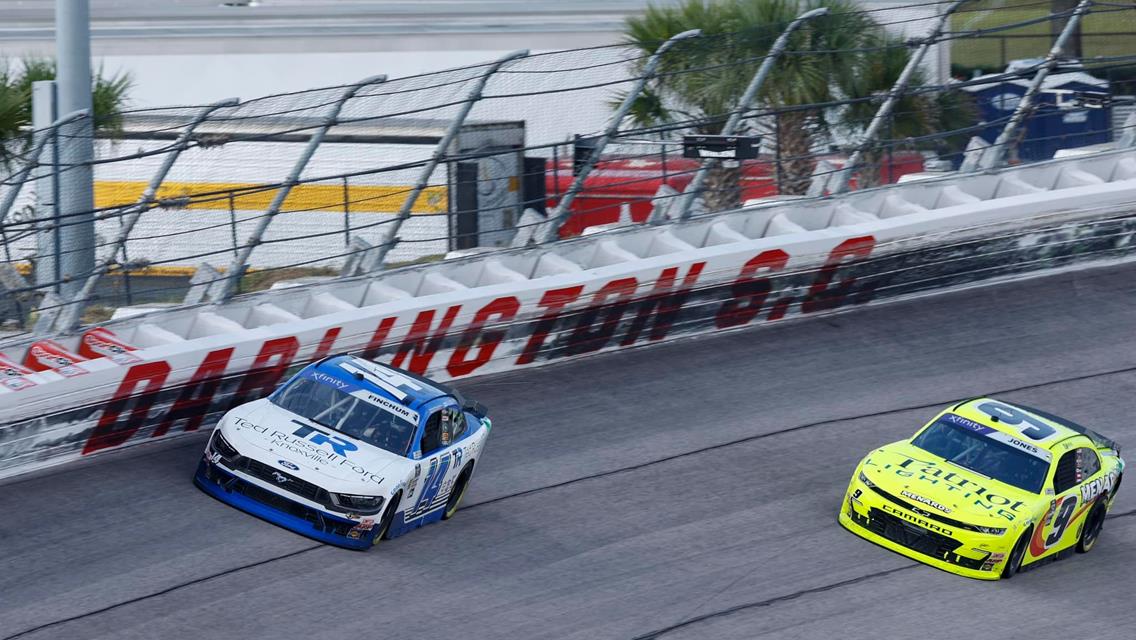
[442,466,473,520]
[374,492,401,544]
[1001,527,1031,579]
[1076,497,1108,554]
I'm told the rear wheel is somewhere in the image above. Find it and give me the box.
[1076,498,1107,553]
[1001,528,1031,579]
[372,492,401,545]
[443,467,472,520]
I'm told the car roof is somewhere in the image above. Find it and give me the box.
[948,397,1107,452]
[311,355,452,414]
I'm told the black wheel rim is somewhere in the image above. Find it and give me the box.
[1010,535,1027,572]
[1084,505,1105,547]
[446,474,468,515]
[377,500,397,539]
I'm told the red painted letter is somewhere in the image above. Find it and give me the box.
[153,348,234,436]
[390,305,462,374]
[566,278,639,355]
[516,285,585,365]
[447,296,521,377]
[309,327,342,363]
[228,336,301,408]
[621,262,705,346]
[361,317,396,360]
[715,249,790,329]
[83,360,171,455]
[801,236,875,314]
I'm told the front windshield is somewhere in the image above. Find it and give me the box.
[911,418,1049,494]
[271,377,417,456]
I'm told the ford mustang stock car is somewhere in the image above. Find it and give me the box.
[840,398,1124,580]
[194,354,491,549]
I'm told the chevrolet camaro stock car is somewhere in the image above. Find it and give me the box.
[840,397,1124,579]
[194,354,490,549]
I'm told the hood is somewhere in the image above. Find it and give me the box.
[862,442,1037,525]
[221,399,405,492]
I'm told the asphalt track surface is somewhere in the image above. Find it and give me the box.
[3,261,1136,640]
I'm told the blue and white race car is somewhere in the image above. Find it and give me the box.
[194,354,491,549]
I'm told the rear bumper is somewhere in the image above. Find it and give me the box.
[194,459,375,550]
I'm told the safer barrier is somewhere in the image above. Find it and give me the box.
[3,148,1136,479]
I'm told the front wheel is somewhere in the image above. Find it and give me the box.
[372,492,401,545]
[1001,528,1031,579]
[1076,498,1107,553]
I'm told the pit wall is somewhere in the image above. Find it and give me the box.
[3,148,1136,480]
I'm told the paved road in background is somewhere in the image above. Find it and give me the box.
[0,1,676,43]
[2,261,1135,639]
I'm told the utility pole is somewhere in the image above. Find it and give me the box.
[1051,0,1083,60]
[54,0,96,299]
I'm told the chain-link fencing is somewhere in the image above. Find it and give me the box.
[2,0,1135,334]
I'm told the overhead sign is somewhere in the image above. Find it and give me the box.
[682,135,760,160]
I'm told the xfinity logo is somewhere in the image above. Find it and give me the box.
[311,372,349,389]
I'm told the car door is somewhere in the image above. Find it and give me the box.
[405,401,462,520]
[1028,444,1100,561]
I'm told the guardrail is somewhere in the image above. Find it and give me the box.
[3,146,1136,479]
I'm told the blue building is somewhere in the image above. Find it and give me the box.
[964,62,1112,163]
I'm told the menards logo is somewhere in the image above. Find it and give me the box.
[901,490,952,514]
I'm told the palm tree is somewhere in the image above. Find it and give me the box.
[620,0,961,205]
[0,57,133,167]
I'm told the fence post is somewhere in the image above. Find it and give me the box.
[831,0,975,194]
[670,9,828,223]
[965,0,1094,172]
[542,29,701,241]
[51,97,239,332]
[0,110,87,234]
[346,49,530,276]
[213,75,387,302]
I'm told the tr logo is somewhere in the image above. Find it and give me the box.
[292,423,358,457]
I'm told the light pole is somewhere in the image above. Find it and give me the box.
[54,0,96,299]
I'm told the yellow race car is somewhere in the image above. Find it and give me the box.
[839,398,1124,580]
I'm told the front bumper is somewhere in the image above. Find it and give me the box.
[194,458,376,550]
[838,478,1012,581]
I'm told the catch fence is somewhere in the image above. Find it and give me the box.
[2,0,1136,336]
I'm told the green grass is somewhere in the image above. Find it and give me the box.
[950,3,1136,72]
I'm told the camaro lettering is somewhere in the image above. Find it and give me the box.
[900,490,952,514]
[882,503,954,536]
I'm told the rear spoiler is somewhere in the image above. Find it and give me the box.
[1012,402,1121,454]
